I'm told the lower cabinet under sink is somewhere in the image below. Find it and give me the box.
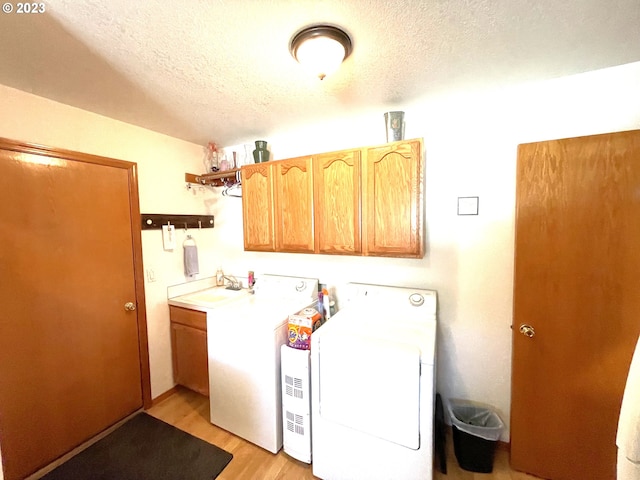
[169,305,208,396]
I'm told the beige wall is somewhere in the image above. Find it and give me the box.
[1,60,640,478]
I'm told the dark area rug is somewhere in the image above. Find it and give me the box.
[42,412,233,480]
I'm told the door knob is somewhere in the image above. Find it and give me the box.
[124,302,136,311]
[519,324,535,338]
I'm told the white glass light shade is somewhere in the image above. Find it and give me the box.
[295,36,346,80]
[290,25,352,80]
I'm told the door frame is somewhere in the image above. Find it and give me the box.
[0,136,152,409]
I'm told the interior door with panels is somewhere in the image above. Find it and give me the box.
[0,138,150,480]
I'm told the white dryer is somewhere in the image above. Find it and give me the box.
[311,283,437,480]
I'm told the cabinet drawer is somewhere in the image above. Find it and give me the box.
[169,305,206,331]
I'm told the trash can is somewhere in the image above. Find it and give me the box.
[447,399,504,473]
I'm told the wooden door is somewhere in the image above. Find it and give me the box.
[314,149,361,254]
[511,130,640,480]
[273,156,314,253]
[0,139,150,480]
[241,163,275,251]
[362,139,423,258]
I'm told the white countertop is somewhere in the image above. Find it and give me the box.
[168,285,252,312]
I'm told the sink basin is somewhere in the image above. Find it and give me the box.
[174,287,249,307]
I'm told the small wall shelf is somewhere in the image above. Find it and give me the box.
[185,169,240,187]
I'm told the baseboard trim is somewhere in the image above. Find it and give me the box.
[151,385,180,406]
[497,439,510,452]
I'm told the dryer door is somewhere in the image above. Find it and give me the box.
[318,334,421,449]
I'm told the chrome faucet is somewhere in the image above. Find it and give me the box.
[222,275,241,290]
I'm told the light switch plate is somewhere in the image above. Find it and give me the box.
[457,196,479,215]
[146,269,156,283]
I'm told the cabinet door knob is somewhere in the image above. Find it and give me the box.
[124,302,136,311]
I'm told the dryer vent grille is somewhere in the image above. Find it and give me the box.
[286,410,305,436]
[285,374,304,399]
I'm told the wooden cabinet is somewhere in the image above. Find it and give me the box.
[169,306,208,397]
[273,156,315,253]
[314,149,361,254]
[241,138,424,258]
[362,139,423,258]
[241,163,275,251]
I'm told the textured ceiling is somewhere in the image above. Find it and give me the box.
[1,0,639,147]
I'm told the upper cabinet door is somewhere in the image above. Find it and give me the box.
[362,139,424,258]
[273,156,315,253]
[241,163,275,251]
[314,149,361,254]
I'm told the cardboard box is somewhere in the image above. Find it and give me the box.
[287,304,321,350]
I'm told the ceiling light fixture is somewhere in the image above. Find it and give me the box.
[289,25,353,80]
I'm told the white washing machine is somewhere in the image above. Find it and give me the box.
[311,283,437,480]
[207,274,318,454]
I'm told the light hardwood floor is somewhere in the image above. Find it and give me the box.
[147,387,542,480]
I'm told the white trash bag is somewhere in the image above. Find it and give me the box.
[447,399,504,442]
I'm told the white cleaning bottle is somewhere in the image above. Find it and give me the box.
[322,288,331,320]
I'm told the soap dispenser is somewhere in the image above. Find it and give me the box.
[216,267,224,286]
